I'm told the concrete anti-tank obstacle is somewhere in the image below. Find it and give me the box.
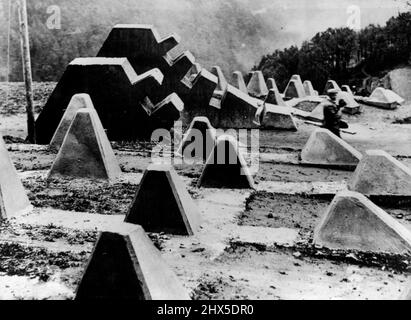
[264,88,287,107]
[341,85,354,96]
[300,128,362,169]
[47,109,121,182]
[176,116,217,162]
[267,78,279,92]
[348,149,411,196]
[0,135,32,221]
[314,190,411,255]
[197,135,255,189]
[211,66,228,92]
[303,80,316,96]
[284,77,306,100]
[247,71,269,99]
[49,93,95,151]
[180,68,219,128]
[254,103,298,131]
[35,57,166,142]
[97,24,193,104]
[233,71,248,94]
[337,91,360,115]
[218,85,260,129]
[125,164,201,235]
[323,80,342,95]
[75,225,190,300]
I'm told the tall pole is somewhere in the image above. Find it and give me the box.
[17,0,36,143]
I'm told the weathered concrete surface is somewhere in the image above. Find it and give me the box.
[303,80,316,96]
[97,24,193,104]
[314,190,411,254]
[337,91,361,115]
[267,78,279,92]
[35,58,165,142]
[370,87,404,104]
[0,135,32,220]
[255,103,298,131]
[142,93,184,130]
[301,128,362,169]
[323,80,342,94]
[211,66,228,92]
[49,94,95,151]
[180,69,219,127]
[232,71,248,93]
[341,85,354,96]
[47,109,121,182]
[219,85,260,129]
[198,135,255,189]
[75,226,190,300]
[264,88,287,107]
[357,87,405,110]
[247,71,268,98]
[97,24,180,73]
[284,78,306,100]
[176,116,217,162]
[348,150,411,196]
[125,164,201,235]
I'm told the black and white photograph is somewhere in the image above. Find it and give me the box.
[0,0,410,309]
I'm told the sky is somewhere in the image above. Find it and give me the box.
[248,0,409,48]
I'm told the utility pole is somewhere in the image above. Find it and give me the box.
[17,0,36,143]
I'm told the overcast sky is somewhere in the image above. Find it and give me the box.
[249,0,409,46]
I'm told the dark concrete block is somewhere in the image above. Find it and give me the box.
[198,135,255,189]
[125,164,201,235]
[47,109,121,182]
[75,226,190,300]
[35,57,165,143]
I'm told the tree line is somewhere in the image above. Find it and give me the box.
[254,12,411,94]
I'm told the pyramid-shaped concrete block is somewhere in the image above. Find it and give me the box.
[35,57,166,142]
[284,78,306,100]
[264,88,287,107]
[97,24,180,73]
[341,85,354,96]
[291,74,302,82]
[303,80,316,96]
[232,71,247,93]
[301,128,362,169]
[267,78,279,92]
[48,109,121,182]
[49,94,95,151]
[247,71,268,98]
[180,69,219,127]
[369,87,405,106]
[97,25,198,106]
[198,135,255,189]
[177,117,217,162]
[348,150,411,196]
[260,104,298,130]
[125,164,200,235]
[0,135,32,221]
[314,191,411,254]
[75,226,190,300]
[337,91,360,114]
[219,85,259,129]
[141,93,184,131]
[211,66,228,92]
[323,80,342,94]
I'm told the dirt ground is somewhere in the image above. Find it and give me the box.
[0,82,410,300]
